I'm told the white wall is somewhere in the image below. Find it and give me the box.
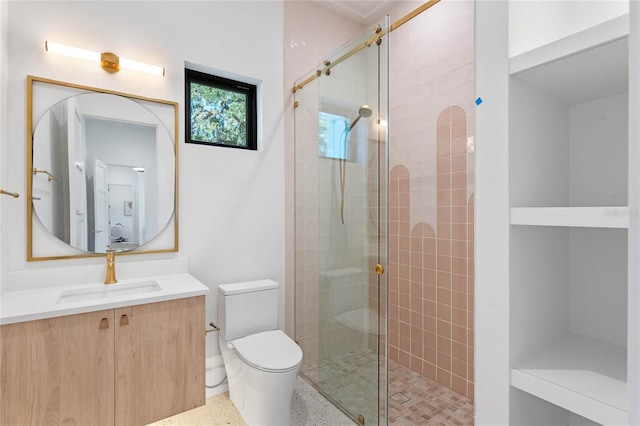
[569,94,628,207]
[568,94,628,348]
[509,0,629,57]
[628,3,640,422]
[475,0,510,423]
[2,1,285,353]
[0,1,6,290]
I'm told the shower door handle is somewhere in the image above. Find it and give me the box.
[375,264,384,275]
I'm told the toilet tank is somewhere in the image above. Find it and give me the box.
[217,279,279,341]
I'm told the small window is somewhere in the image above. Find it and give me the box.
[185,69,257,150]
[319,111,349,160]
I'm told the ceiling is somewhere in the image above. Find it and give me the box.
[311,0,393,24]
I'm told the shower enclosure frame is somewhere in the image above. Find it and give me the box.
[293,16,390,425]
[292,1,446,424]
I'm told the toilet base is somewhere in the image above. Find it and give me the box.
[219,335,301,426]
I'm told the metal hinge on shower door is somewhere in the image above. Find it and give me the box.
[357,414,365,425]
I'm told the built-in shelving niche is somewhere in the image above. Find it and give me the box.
[508,14,629,426]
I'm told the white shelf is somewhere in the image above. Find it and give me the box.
[510,207,629,228]
[510,14,629,75]
[511,334,627,425]
[510,15,628,106]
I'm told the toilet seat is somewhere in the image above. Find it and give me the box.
[231,330,302,373]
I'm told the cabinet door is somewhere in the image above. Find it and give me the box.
[114,296,205,425]
[0,310,115,426]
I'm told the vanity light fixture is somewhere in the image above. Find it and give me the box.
[45,41,165,77]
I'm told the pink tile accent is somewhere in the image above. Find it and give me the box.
[424,284,436,300]
[453,308,467,327]
[423,361,437,381]
[411,325,423,344]
[399,308,411,325]
[423,253,436,270]
[399,349,411,368]
[452,341,467,362]
[437,288,452,305]
[387,104,474,399]
[424,346,437,364]
[453,291,467,311]
[389,346,399,363]
[423,300,437,317]
[437,223,451,239]
[424,268,437,286]
[437,320,452,339]
[411,356,423,374]
[436,123,451,140]
[437,271,452,289]
[452,374,467,396]
[400,336,411,354]
[438,353,452,371]
[452,357,467,380]
[452,324,467,345]
[437,156,451,173]
[452,273,467,292]
[410,297,422,315]
[438,304,452,322]
[437,368,451,388]
[437,189,451,205]
[424,315,437,333]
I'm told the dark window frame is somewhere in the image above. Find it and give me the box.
[185,68,257,150]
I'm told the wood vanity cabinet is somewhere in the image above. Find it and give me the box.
[114,296,205,425]
[0,296,205,426]
[0,308,116,426]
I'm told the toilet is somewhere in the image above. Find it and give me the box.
[217,279,303,426]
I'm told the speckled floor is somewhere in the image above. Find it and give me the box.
[148,375,353,426]
[304,346,380,424]
[149,391,245,425]
[151,350,474,426]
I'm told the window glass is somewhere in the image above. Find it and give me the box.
[319,111,349,160]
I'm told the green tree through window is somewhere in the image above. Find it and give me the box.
[190,83,248,146]
[185,69,257,150]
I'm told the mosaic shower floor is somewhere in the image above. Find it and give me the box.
[303,346,474,425]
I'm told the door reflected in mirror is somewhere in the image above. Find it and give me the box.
[106,166,143,253]
[28,76,178,260]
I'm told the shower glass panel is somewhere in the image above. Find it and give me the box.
[294,16,389,425]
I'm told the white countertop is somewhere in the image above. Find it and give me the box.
[0,273,210,325]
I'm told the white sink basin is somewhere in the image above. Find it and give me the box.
[57,280,162,304]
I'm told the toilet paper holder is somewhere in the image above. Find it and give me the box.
[205,321,220,333]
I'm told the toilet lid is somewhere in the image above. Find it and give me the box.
[232,330,303,372]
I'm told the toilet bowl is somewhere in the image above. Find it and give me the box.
[217,280,303,426]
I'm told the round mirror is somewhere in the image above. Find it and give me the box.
[30,89,176,255]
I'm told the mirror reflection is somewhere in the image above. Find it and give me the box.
[31,88,176,255]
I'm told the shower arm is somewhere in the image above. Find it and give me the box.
[349,115,362,131]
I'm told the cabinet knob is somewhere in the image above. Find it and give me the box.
[100,318,109,329]
[120,314,129,326]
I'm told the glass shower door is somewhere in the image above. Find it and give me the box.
[294,16,389,426]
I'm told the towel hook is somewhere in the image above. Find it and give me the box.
[33,168,58,182]
[0,189,19,198]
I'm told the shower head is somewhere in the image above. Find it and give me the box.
[348,104,373,131]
